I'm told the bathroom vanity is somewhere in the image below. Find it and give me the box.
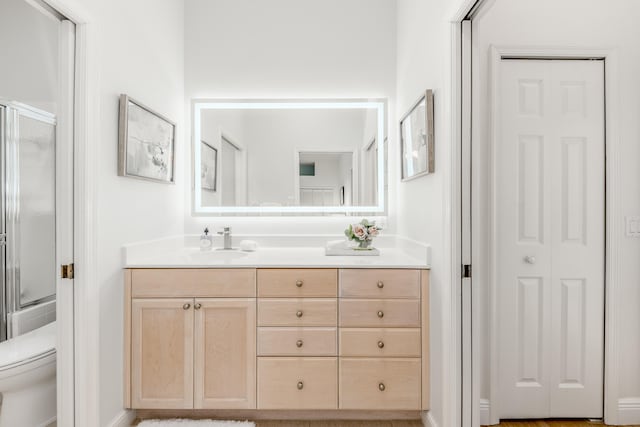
[123,249,429,417]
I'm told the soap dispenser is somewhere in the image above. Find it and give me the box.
[200,227,213,251]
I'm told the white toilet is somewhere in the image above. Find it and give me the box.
[0,321,56,427]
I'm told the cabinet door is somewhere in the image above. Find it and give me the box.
[194,298,256,409]
[131,298,194,409]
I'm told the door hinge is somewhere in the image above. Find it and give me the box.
[61,263,74,279]
[462,264,472,279]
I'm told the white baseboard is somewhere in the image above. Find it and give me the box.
[480,398,493,426]
[421,411,439,427]
[108,409,136,427]
[618,398,640,425]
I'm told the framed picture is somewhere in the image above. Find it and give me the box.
[400,89,434,181]
[118,94,176,183]
[201,140,218,191]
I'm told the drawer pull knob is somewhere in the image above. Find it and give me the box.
[194,303,202,310]
[296,280,304,287]
[183,303,191,310]
[296,340,304,348]
[296,310,304,318]
[297,381,304,390]
[377,310,384,318]
[378,382,386,391]
[377,340,385,349]
[377,281,384,289]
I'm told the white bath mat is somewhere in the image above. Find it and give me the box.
[137,420,255,427]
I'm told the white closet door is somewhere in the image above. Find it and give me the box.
[497,59,604,419]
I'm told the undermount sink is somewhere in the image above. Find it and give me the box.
[187,249,249,262]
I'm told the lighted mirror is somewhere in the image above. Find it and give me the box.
[193,100,386,214]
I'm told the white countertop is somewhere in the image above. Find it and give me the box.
[123,236,430,269]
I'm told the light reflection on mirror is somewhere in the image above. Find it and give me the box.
[193,100,386,214]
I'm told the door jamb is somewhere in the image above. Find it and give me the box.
[39,0,101,425]
[484,46,620,425]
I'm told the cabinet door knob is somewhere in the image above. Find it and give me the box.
[377,310,384,318]
[297,381,304,390]
[378,382,386,391]
[377,281,384,289]
[183,303,191,310]
[377,340,385,349]
[194,303,202,310]
[296,310,304,318]
[296,280,304,288]
[296,340,304,348]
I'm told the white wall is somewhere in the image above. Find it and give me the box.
[59,0,186,425]
[184,0,396,234]
[472,0,640,424]
[395,1,454,426]
[0,0,59,113]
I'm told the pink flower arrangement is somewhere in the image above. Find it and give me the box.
[344,219,382,247]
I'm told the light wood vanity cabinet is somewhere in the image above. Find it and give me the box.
[125,269,257,410]
[125,267,429,413]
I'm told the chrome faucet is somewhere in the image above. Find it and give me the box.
[217,227,233,250]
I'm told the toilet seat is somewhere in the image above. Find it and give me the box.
[0,322,56,371]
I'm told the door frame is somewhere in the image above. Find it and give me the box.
[37,0,101,425]
[482,46,620,425]
[449,2,622,425]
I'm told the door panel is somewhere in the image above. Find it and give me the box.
[194,298,256,409]
[131,298,194,409]
[497,59,604,418]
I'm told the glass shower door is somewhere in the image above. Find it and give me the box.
[5,108,56,314]
[0,103,58,340]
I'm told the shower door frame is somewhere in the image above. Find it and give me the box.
[0,101,58,340]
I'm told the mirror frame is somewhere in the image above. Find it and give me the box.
[192,99,387,214]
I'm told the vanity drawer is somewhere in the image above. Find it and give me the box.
[339,299,420,328]
[257,269,337,297]
[258,299,337,326]
[339,269,420,299]
[339,328,421,357]
[257,327,337,356]
[130,269,256,298]
[339,358,421,410]
[257,357,338,409]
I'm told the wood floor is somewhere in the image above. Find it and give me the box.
[254,422,423,427]
[132,419,640,427]
[487,421,639,427]
[133,421,423,427]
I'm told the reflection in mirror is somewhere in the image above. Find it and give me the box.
[193,100,386,214]
[297,152,353,207]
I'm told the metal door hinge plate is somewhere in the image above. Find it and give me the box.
[61,263,74,279]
